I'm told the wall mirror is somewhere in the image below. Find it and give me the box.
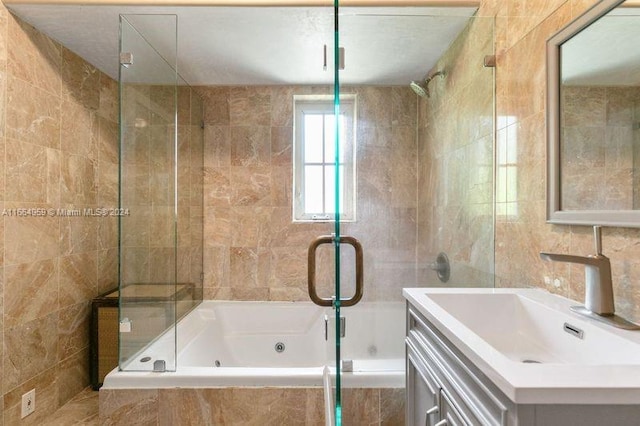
[547,0,640,227]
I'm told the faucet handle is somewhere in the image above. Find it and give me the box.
[594,225,602,256]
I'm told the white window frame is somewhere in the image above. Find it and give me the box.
[293,94,356,222]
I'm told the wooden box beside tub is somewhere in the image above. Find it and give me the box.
[90,283,197,389]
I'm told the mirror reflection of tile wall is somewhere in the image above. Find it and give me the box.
[561,86,640,210]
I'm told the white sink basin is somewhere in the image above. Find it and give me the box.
[403,288,640,404]
[426,292,640,365]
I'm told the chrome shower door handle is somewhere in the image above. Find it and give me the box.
[307,235,364,307]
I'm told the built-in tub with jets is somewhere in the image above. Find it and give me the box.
[101,300,406,423]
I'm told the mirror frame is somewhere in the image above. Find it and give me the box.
[546,0,640,227]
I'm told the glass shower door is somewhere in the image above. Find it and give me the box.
[118,14,179,372]
[323,6,495,424]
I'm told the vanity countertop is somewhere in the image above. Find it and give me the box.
[403,287,640,404]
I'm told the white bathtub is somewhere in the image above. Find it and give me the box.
[102,301,406,389]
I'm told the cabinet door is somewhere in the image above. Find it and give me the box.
[439,389,472,426]
[407,346,440,426]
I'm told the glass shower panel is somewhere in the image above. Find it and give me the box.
[416,14,496,289]
[119,14,179,372]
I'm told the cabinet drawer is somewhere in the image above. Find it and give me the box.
[407,306,509,426]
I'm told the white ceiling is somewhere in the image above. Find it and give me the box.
[562,7,640,86]
[6,4,478,86]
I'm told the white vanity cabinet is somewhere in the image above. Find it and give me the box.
[406,304,516,426]
[405,301,640,426]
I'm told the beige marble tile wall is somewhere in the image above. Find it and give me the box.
[198,85,417,303]
[634,121,640,209]
[416,14,495,287]
[561,86,639,210]
[489,0,640,323]
[0,5,119,425]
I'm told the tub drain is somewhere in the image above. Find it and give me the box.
[140,356,151,363]
[214,360,221,367]
[522,359,542,364]
[275,342,285,353]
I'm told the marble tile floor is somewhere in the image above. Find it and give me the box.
[41,387,98,425]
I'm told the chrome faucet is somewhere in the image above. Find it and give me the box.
[540,226,613,315]
[540,226,639,330]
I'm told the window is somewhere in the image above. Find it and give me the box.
[293,95,356,222]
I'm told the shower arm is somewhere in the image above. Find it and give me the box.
[424,70,445,85]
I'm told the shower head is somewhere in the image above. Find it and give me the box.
[410,70,446,98]
[410,80,429,98]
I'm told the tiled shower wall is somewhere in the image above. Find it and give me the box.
[487,0,640,322]
[198,85,418,303]
[160,0,640,327]
[0,6,119,424]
